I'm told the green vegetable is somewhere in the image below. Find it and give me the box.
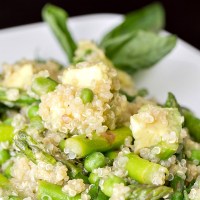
[170,175,185,200]
[42,4,77,62]
[27,105,39,119]
[3,161,13,178]
[80,88,94,104]
[31,77,58,96]
[0,124,14,143]
[165,92,181,112]
[105,151,118,161]
[120,88,148,102]
[88,172,100,184]
[101,2,165,45]
[125,153,168,185]
[129,184,173,200]
[0,87,37,107]
[9,196,22,200]
[0,173,9,188]
[101,31,176,74]
[15,130,82,178]
[101,175,125,197]
[0,149,10,165]
[190,149,200,162]
[28,116,44,133]
[37,181,81,200]
[183,109,200,142]
[88,183,109,200]
[84,152,106,172]
[63,127,132,158]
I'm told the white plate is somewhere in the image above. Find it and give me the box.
[0,14,200,116]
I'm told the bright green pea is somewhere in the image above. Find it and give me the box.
[84,152,106,172]
[80,88,94,104]
[28,105,39,119]
[0,149,10,165]
[101,175,125,197]
[88,172,100,184]
[105,151,118,160]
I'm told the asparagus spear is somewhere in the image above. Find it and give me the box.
[164,92,182,113]
[62,127,132,158]
[31,77,58,96]
[182,109,200,143]
[14,131,83,178]
[129,184,173,200]
[165,92,200,143]
[0,173,9,188]
[101,175,125,197]
[184,137,200,162]
[0,149,10,165]
[0,87,37,107]
[125,153,168,185]
[0,123,14,143]
[170,175,185,200]
[37,180,81,200]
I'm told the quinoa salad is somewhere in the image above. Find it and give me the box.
[1,3,200,200]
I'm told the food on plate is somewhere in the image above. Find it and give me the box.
[1,3,200,200]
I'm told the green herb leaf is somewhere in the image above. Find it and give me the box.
[102,31,176,74]
[100,2,165,46]
[42,4,77,62]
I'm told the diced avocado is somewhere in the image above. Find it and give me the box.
[2,64,33,89]
[130,104,183,160]
[61,63,107,89]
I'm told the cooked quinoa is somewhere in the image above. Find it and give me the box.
[0,40,199,200]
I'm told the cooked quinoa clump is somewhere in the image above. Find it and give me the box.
[39,62,130,135]
[10,156,68,198]
[0,60,61,89]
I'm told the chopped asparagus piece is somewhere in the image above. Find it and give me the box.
[129,184,173,200]
[0,124,14,142]
[125,153,168,185]
[63,127,132,158]
[31,77,58,96]
[37,181,81,200]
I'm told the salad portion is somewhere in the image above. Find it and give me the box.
[1,3,200,200]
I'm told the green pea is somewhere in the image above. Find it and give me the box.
[105,151,118,160]
[28,105,39,119]
[0,149,10,165]
[101,175,125,197]
[84,152,106,172]
[88,172,100,184]
[80,88,94,104]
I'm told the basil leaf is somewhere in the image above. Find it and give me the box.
[42,4,77,62]
[103,31,176,74]
[100,2,165,46]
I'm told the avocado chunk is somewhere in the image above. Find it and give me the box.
[130,104,183,160]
